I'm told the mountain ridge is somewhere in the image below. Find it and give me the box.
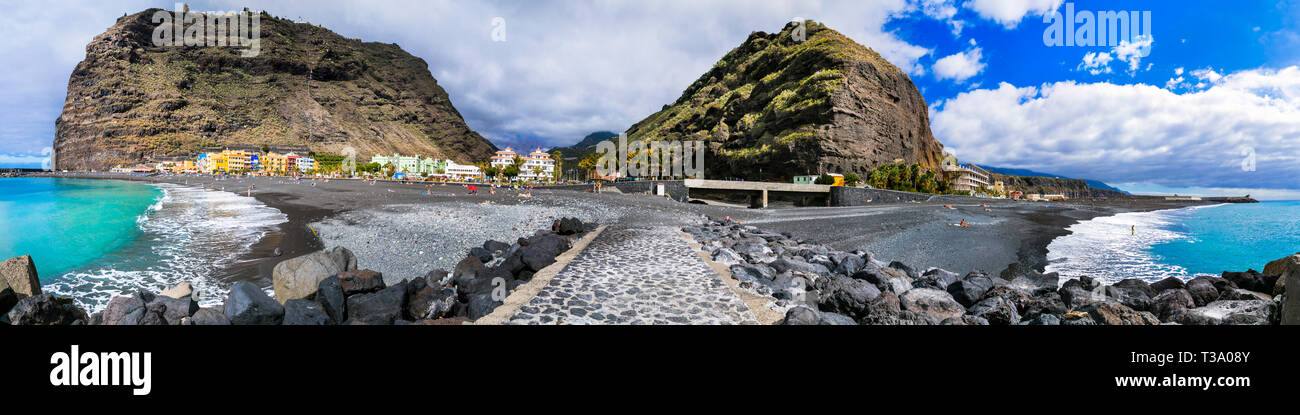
[53,9,496,171]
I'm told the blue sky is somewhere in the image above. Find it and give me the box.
[2,1,1298,199]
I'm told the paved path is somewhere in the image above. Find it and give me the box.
[507,226,758,325]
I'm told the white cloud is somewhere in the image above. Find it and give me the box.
[1075,35,1153,76]
[0,153,49,168]
[1192,68,1224,84]
[964,0,1063,28]
[1078,52,1113,75]
[931,66,1300,192]
[0,0,936,152]
[1113,35,1154,73]
[933,43,985,83]
[917,0,965,36]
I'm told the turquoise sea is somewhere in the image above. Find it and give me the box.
[1046,201,1300,283]
[0,178,286,311]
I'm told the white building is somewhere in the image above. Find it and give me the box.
[296,156,316,172]
[519,149,556,181]
[442,159,483,181]
[942,162,990,194]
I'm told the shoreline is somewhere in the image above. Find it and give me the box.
[10,173,1219,285]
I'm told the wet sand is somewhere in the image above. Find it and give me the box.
[24,172,1214,282]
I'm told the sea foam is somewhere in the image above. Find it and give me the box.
[43,184,287,312]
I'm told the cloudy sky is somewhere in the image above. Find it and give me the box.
[2,1,1298,198]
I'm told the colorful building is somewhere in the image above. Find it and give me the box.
[296,156,316,172]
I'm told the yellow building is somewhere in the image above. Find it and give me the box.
[263,153,289,174]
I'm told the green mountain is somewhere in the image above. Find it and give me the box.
[623,21,946,180]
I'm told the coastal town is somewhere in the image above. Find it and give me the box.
[91,143,1101,203]
[105,145,561,184]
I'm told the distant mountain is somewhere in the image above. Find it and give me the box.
[978,165,1129,194]
[551,131,618,160]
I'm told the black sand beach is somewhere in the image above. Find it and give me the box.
[24,172,1214,284]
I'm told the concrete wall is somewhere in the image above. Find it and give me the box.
[829,187,934,206]
[538,180,690,202]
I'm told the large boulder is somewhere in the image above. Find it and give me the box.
[831,253,865,276]
[1077,302,1159,325]
[185,308,230,325]
[552,217,584,235]
[283,299,331,325]
[1059,280,1108,308]
[1150,289,1196,322]
[314,276,345,324]
[1176,300,1275,325]
[711,248,744,267]
[947,272,993,307]
[814,276,881,320]
[327,246,358,273]
[1020,292,1068,320]
[137,303,168,325]
[6,294,87,325]
[860,310,939,325]
[968,296,1020,325]
[1112,279,1155,298]
[1217,287,1271,302]
[101,294,147,325]
[1103,285,1154,312]
[1149,276,1186,294]
[224,281,285,325]
[851,266,911,295]
[0,255,41,297]
[899,288,966,321]
[159,282,193,299]
[731,242,775,264]
[272,247,356,303]
[1287,261,1300,325]
[466,292,502,320]
[346,283,407,325]
[1221,270,1278,294]
[1184,278,1220,307]
[147,294,198,325]
[406,277,457,321]
[453,256,487,289]
[0,278,16,317]
[338,269,385,296]
[1264,254,1300,295]
[770,258,829,276]
[779,306,820,325]
[940,315,990,325]
[913,268,960,291]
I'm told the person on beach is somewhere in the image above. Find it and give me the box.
[960,219,968,228]
[1131,225,1135,235]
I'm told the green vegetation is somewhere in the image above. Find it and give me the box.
[843,173,860,187]
[813,174,836,185]
[623,20,871,162]
[865,163,950,194]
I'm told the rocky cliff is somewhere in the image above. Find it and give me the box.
[54,9,496,171]
[991,174,1127,199]
[624,21,945,180]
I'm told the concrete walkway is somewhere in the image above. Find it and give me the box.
[507,226,758,325]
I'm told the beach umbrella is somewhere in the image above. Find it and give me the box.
[467,185,479,191]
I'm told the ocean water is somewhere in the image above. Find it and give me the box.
[0,178,286,311]
[1046,201,1300,284]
